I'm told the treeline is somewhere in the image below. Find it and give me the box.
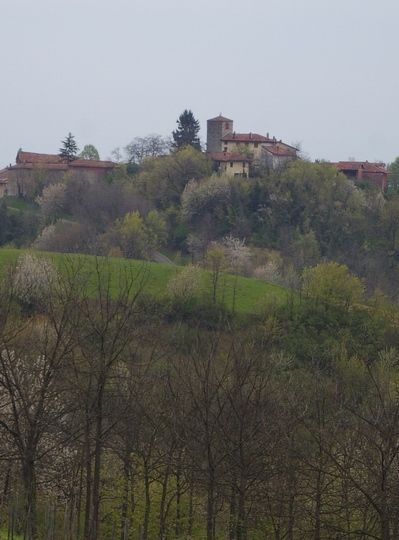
[1,253,399,540]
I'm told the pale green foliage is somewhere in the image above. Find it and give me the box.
[144,210,167,247]
[79,144,100,160]
[269,161,366,254]
[377,348,399,371]
[113,210,167,259]
[204,245,229,272]
[388,156,399,190]
[13,253,59,308]
[302,261,364,311]
[380,199,399,251]
[137,145,211,207]
[36,182,68,223]
[167,265,203,304]
[291,230,321,272]
[181,175,230,223]
[108,164,133,187]
[114,211,148,259]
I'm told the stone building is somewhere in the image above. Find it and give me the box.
[0,149,117,198]
[206,115,234,154]
[206,114,297,174]
[332,161,388,191]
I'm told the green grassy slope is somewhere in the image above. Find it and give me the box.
[0,248,290,315]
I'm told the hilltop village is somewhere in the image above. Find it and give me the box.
[0,110,397,297]
[0,113,389,196]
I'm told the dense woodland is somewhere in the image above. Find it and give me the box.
[2,121,399,540]
[0,251,399,540]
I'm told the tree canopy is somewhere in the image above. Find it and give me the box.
[125,134,170,163]
[172,109,201,151]
[79,144,100,160]
[388,155,399,192]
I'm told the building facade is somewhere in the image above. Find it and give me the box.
[206,115,234,154]
[206,114,297,173]
[333,161,388,191]
[208,152,250,177]
[0,149,117,198]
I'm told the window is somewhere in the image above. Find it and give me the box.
[225,123,230,129]
[224,147,228,152]
[230,162,233,167]
[254,142,258,148]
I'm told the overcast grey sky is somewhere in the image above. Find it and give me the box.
[1,0,398,168]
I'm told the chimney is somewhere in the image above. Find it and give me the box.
[233,132,236,139]
[266,132,269,138]
[249,132,252,139]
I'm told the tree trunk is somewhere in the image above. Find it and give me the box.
[84,418,92,540]
[206,473,216,540]
[22,458,37,540]
[158,466,170,540]
[89,382,104,540]
[143,458,151,540]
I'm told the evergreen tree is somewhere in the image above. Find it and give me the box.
[59,132,79,162]
[172,109,201,151]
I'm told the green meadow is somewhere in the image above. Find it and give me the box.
[0,248,289,315]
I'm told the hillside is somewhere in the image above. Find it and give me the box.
[2,154,399,540]
[0,248,289,315]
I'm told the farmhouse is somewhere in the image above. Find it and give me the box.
[206,114,297,174]
[0,149,117,198]
[333,161,388,191]
[207,151,250,177]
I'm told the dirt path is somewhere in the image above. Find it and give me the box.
[152,251,175,265]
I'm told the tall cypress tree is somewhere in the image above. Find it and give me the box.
[172,110,201,151]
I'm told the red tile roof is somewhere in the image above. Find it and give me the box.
[262,144,296,157]
[16,150,63,165]
[208,152,250,162]
[207,114,233,122]
[70,159,117,169]
[14,150,116,169]
[333,161,388,174]
[221,133,273,143]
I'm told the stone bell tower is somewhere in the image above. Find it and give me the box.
[206,114,234,153]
